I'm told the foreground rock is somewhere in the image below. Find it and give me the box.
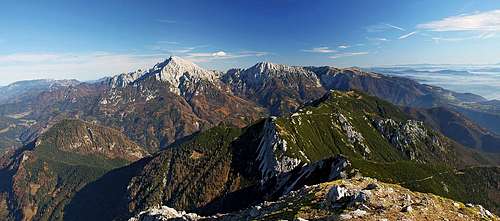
[130,177,498,220]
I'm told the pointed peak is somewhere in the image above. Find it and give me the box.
[167,56,192,64]
[254,61,275,68]
[154,56,200,71]
[251,61,282,73]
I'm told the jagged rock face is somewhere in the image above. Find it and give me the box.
[109,71,144,89]
[374,119,446,161]
[222,62,326,115]
[0,119,149,221]
[128,206,203,221]
[256,117,301,180]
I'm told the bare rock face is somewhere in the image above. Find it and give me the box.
[256,117,302,180]
[374,118,446,161]
[128,206,204,221]
[221,62,326,115]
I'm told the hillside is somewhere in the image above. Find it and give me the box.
[405,106,500,153]
[0,119,148,221]
[62,91,498,221]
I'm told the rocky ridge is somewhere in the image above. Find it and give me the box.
[129,177,499,221]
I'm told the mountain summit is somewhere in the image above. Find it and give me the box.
[140,56,219,95]
[107,56,219,95]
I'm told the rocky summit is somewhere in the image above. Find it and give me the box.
[129,177,499,221]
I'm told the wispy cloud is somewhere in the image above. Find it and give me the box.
[168,47,198,54]
[384,23,406,31]
[398,31,418,39]
[417,10,500,31]
[163,45,209,54]
[367,37,390,42]
[338,45,350,49]
[301,47,336,53]
[366,23,405,32]
[329,52,369,59]
[156,40,180,45]
[431,32,497,43]
[478,32,496,39]
[148,40,182,51]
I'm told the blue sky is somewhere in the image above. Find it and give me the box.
[1,0,500,85]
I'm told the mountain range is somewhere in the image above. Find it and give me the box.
[0,57,498,220]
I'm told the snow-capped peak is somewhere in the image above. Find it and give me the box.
[153,56,203,72]
[106,56,220,94]
[253,61,278,73]
[137,56,220,94]
[151,56,217,84]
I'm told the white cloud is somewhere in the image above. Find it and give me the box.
[398,31,418,39]
[301,47,336,53]
[329,52,369,59]
[338,45,350,49]
[212,51,227,57]
[184,51,268,62]
[417,10,500,31]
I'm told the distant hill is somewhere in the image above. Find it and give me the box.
[0,119,148,220]
[0,79,79,105]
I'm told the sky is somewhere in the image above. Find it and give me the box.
[1,0,500,85]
